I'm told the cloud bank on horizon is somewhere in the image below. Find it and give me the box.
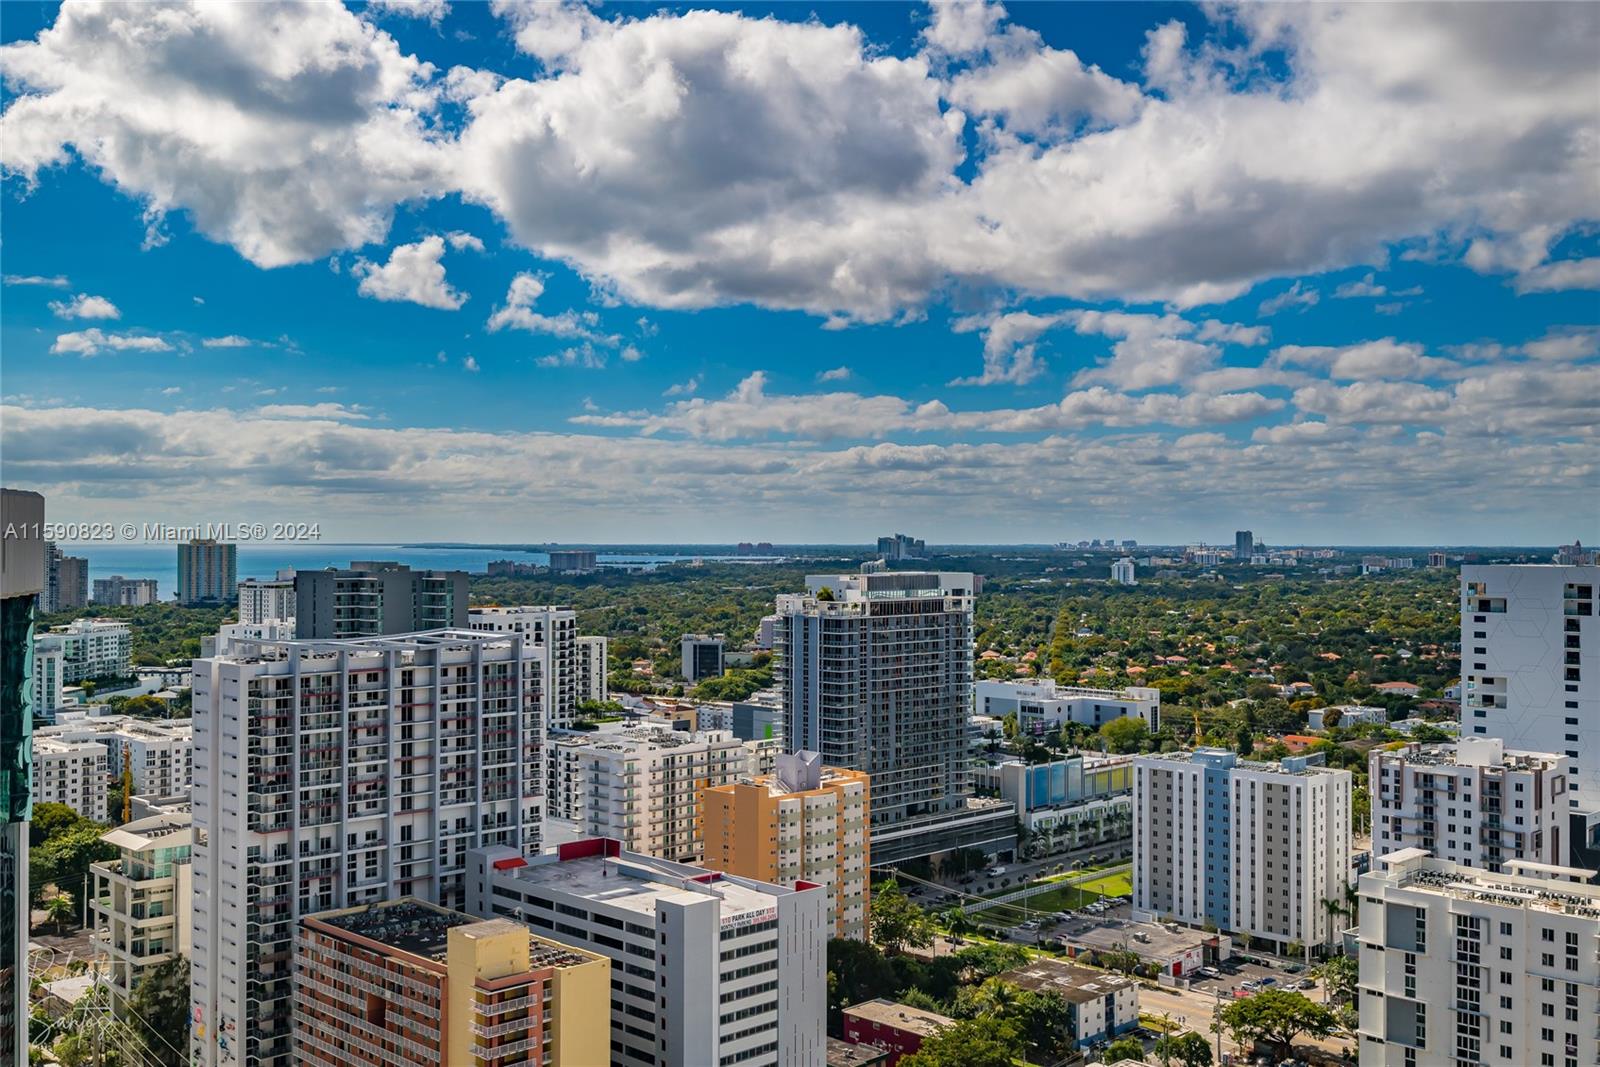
[0,0,1595,544]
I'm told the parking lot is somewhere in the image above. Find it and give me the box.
[999,896,1133,944]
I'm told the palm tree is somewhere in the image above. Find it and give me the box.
[974,977,1018,1016]
[943,907,973,940]
[45,894,75,934]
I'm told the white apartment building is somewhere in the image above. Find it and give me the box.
[189,630,548,1067]
[577,633,608,703]
[468,606,580,729]
[36,715,194,799]
[43,617,132,683]
[33,634,64,718]
[1133,748,1352,956]
[1356,847,1600,1067]
[202,620,296,657]
[1313,704,1388,730]
[236,575,295,625]
[1372,739,1570,871]
[91,809,192,1009]
[977,678,1161,733]
[32,737,108,821]
[1461,565,1599,858]
[1111,557,1137,585]
[467,840,828,1067]
[549,725,749,862]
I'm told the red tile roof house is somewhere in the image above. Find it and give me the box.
[1374,681,1421,696]
[842,1000,952,1066]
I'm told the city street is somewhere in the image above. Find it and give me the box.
[1136,966,1357,1066]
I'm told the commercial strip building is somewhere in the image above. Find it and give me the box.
[776,571,1013,864]
[31,736,108,821]
[976,678,1161,734]
[970,754,1134,853]
[1,488,45,1066]
[237,574,295,625]
[1133,749,1353,956]
[682,633,727,682]
[1057,919,1233,979]
[177,539,237,605]
[467,838,829,1067]
[1371,738,1571,870]
[189,629,549,1067]
[295,561,468,639]
[90,809,193,1008]
[547,725,748,862]
[293,897,609,1067]
[701,752,871,940]
[1460,564,1600,866]
[998,958,1140,1048]
[1355,847,1600,1067]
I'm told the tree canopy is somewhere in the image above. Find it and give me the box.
[1216,988,1339,1058]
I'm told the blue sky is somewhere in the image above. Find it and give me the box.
[2,1,1596,545]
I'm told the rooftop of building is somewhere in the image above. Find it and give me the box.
[553,725,736,753]
[1373,738,1565,771]
[101,811,193,853]
[205,628,531,664]
[310,897,594,969]
[797,571,977,602]
[1372,849,1600,919]
[1137,747,1345,777]
[843,998,953,1036]
[999,958,1138,1004]
[487,842,796,919]
[827,1037,888,1067]
[1065,919,1220,960]
[33,736,108,756]
[977,678,1159,702]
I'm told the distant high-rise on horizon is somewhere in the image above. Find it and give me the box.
[44,542,88,612]
[1234,530,1254,559]
[176,538,236,604]
[876,532,926,562]
[547,549,597,573]
[294,560,466,639]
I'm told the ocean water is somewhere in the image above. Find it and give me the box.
[57,543,746,593]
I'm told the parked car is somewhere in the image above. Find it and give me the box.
[1296,978,1317,990]
[1259,976,1277,986]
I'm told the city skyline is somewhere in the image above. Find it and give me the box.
[0,2,1595,544]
